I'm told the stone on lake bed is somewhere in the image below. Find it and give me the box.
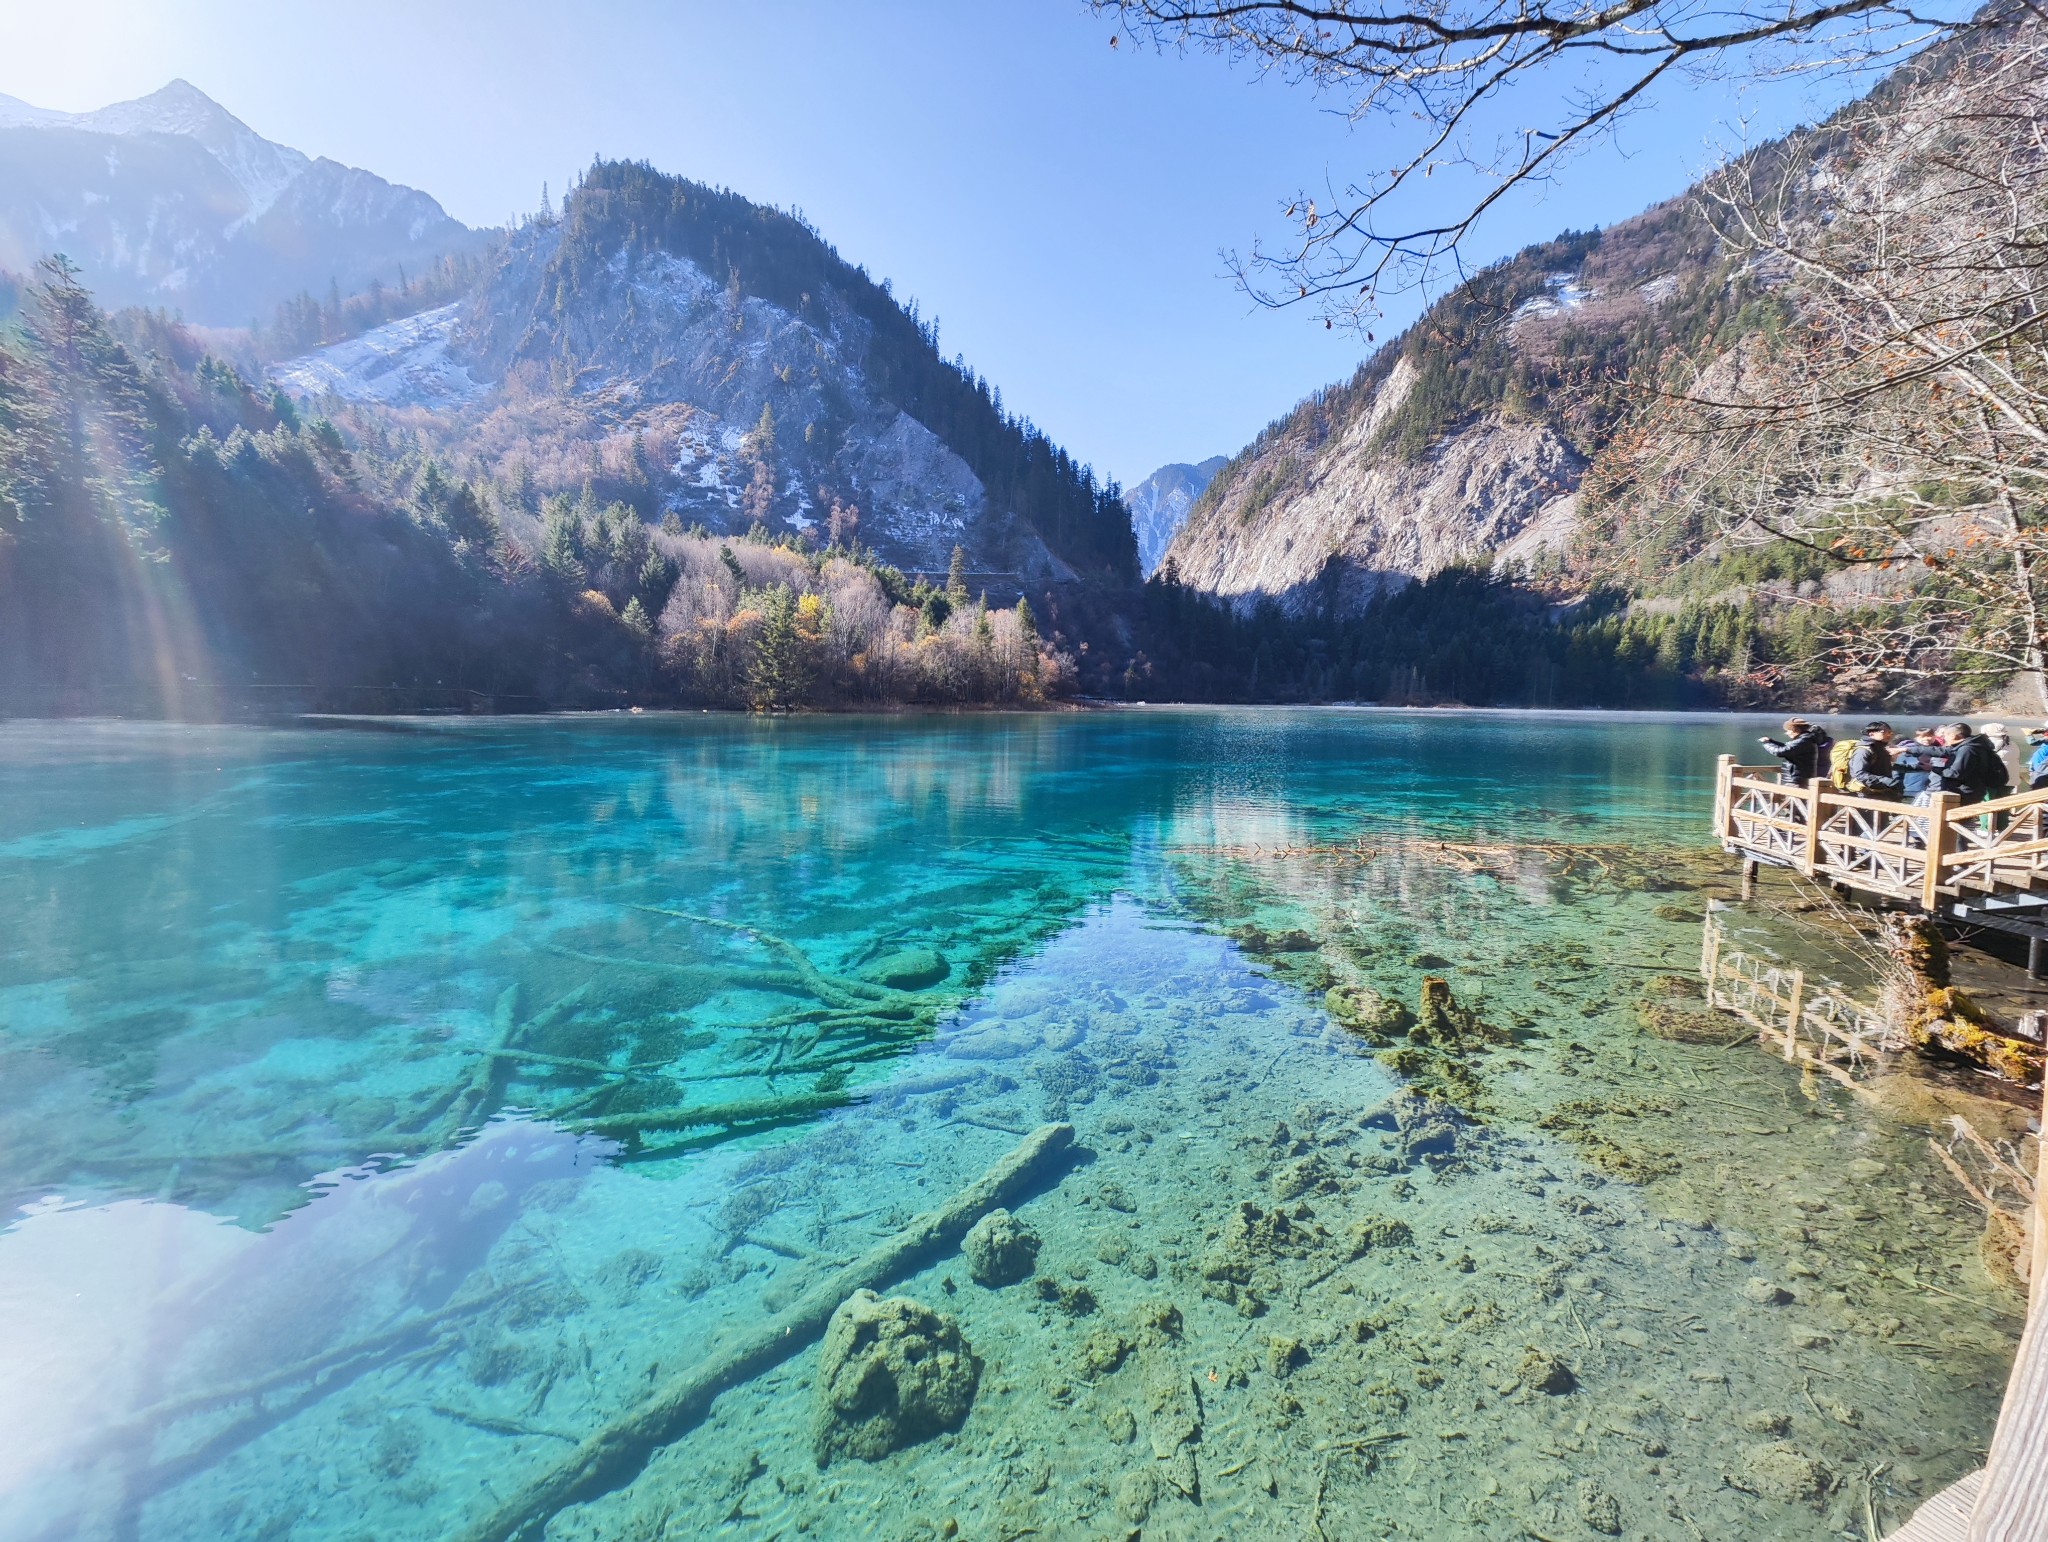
[860,946,949,990]
[1742,1277,1794,1306]
[961,1208,1040,1287]
[1733,1441,1832,1503]
[1518,1350,1576,1395]
[813,1290,980,1465]
[1578,1479,1622,1535]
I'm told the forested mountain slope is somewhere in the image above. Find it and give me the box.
[275,162,1137,586]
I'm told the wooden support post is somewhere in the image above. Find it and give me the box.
[1784,967,1806,1058]
[1801,780,1824,876]
[1963,1080,2048,1540]
[1741,858,1758,900]
[1925,792,1960,913]
[2031,936,2044,981]
[1714,754,1735,845]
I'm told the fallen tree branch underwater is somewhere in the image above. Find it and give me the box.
[450,1121,1079,1542]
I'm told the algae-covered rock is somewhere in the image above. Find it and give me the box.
[1325,983,1414,1040]
[1348,1215,1413,1256]
[1634,997,1745,1045]
[1266,1335,1306,1377]
[1201,1201,1322,1287]
[1578,1480,1622,1535]
[1273,1153,1340,1202]
[961,1208,1040,1287]
[1517,1350,1576,1395]
[1116,1469,1158,1524]
[860,946,949,991]
[1742,1277,1793,1306]
[1076,1328,1133,1379]
[813,1290,980,1465]
[1732,1442,1832,1503]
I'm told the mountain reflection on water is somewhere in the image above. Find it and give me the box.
[0,710,2026,1541]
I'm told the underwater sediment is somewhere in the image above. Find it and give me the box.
[0,711,2027,1540]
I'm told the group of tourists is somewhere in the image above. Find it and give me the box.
[1761,717,2048,805]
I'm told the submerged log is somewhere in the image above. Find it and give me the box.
[451,1121,1077,1542]
[564,1090,858,1138]
[634,907,920,1013]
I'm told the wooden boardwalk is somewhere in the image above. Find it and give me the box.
[1714,758,2048,949]
[1713,759,2048,1538]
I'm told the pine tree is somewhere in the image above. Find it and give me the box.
[945,544,968,606]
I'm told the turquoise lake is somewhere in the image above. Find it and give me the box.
[0,709,2024,1540]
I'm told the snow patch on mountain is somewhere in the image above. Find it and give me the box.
[270,304,488,408]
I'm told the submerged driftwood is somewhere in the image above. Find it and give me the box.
[451,1121,1078,1542]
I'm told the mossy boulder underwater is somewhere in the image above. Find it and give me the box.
[860,947,950,991]
[813,1290,981,1464]
[960,1207,1041,1287]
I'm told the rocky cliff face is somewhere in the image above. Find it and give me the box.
[1164,357,1584,615]
[1127,456,1226,575]
[0,80,476,322]
[1161,199,1729,616]
[272,166,1128,582]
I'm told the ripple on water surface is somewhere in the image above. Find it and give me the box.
[0,711,2023,1540]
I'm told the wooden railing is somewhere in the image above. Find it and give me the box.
[1715,757,2048,909]
[1700,911,1901,1091]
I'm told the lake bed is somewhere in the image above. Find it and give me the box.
[0,710,2024,1541]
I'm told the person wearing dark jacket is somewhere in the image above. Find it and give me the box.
[1761,718,1832,787]
[1847,722,1902,798]
[1938,722,2012,804]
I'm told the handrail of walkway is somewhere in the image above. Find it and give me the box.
[1714,756,2048,908]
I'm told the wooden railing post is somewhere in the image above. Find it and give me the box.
[1714,754,1735,844]
[1801,781,1825,876]
[1924,792,1960,912]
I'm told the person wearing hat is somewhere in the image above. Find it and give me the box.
[2028,727,2048,791]
[1760,717,1832,787]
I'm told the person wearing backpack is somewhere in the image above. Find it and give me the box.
[1828,736,1858,791]
[1761,718,1832,787]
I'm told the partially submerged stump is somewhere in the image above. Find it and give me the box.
[1883,915,2044,1083]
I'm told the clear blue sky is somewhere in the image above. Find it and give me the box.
[0,0,1872,488]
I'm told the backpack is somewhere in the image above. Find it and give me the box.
[1829,737,1855,790]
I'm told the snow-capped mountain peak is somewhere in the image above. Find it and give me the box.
[0,79,311,220]
[77,80,311,218]
[0,79,477,323]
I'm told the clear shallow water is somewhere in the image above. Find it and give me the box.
[0,709,2023,1540]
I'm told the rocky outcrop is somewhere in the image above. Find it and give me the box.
[1162,357,1585,618]
[1128,456,1227,575]
[813,1290,981,1464]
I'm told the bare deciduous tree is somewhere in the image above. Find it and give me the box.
[1101,0,2004,317]
[1601,26,2048,706]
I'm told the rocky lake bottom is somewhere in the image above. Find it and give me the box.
[0,711,2032,1541]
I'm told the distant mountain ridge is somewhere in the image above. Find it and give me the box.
[0,80,478,322]
[1127,456,1225,575]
